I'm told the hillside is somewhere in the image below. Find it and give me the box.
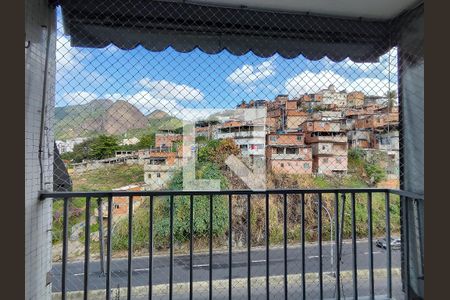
[147,109,183,132]
[56,99,157,139]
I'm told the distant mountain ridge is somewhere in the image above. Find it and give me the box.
[55,100,183,140]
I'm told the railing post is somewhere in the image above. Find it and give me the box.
[265,192,270,300]
[385,192,392,298]
[351,193,358,299]
[367,192,374,300]
[127,196,134,300]
[97,198,105,276]
[229,194,233,300]
[189,195,194,300]
[106,196,112,300]
[169,195,174,300]
[318,193,323,299]
[247,194,252,300]
[334,193,341,299]
[149,196,154,300]
[209,194,213,300]
[283,193,288,299]
[83,197,91,300]
[301,193,306,300]
[61,198,69,300]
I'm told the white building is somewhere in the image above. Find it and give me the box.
[55,137,88,154]
[120,136,140,146]
[215,122,266,156]
[319,85,348,107]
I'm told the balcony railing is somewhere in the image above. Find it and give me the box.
[41,188,423,300]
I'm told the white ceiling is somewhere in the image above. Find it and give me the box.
[189,0,421,20]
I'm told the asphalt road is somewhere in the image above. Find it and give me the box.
[52,240,402,298]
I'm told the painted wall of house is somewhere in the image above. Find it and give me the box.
[270,159,313,174]
[25,0,56,298]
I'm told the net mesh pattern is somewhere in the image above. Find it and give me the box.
[50,1,423,299]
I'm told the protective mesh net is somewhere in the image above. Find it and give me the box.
[50,1,423,299]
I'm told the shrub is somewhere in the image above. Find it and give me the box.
[111,162,230,250]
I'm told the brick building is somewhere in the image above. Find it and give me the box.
[266,132,312,174]
[155,130,183,148]
[301,120,348,175]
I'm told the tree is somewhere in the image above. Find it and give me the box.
[386,90,397,110]
[88,135,119,160]
[137,133,155,149]
[198,138,241,167]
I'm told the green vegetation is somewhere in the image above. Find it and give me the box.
[61,134,120,163]
[72,164,144,191]
[348,148,387,185]
[198,138,241,167]
[112,162,230,250]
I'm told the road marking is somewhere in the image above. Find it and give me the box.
[193,264,209,268]
[134,268,149,272]
[252,260,266,263]
[307,255,330,259]
[364,251,381,255]
[74,273,84,276]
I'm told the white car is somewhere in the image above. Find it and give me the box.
[376,238,401,250]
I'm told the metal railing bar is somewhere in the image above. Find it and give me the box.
[106,196,112,300]
[97,198,105,276]
[247,194,251,300]
[283,193,288,300]
[209,194,213,300]
[367,192,374,299]
[83,196,91,300]
[385,192,392,298]
[127,196,133,300]
[169,195,174,300]
[61,197,68,300]
[318,192,323,299]
[265,192,270,300]
[301,192,306,300]
[335,193,341,299]
[149,196,154,300]
[351,192,358,299]
[403,196,411,300]
[40,188,399,200]
[228,194,233,300]
[189,195,194,300]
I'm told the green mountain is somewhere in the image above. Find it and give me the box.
[55,101,183,140]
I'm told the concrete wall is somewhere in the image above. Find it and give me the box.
[399,4,424,299]
[25,0,56,298]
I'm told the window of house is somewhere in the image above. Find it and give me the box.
[114,204,120,209]
[276,148,284,154]
[280,163,284,167]
[323,158,329,163]
[270,136,276,142]
[157,173,161,178]
[297,136,302,141]
[286,148,297,154]
[304,163,310,169]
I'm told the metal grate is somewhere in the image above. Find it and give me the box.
[49,1,424,299]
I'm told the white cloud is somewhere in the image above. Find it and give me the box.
[62,91,98,106]
[285,71,348,97]
[285,70,397,97]
[343,59,376,72]
[348,78,397,96]
[139,79,204,101]
[226,57,276,85]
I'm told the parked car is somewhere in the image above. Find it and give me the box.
[376,237,401,250]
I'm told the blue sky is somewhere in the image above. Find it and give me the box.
[56,9,398,120]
